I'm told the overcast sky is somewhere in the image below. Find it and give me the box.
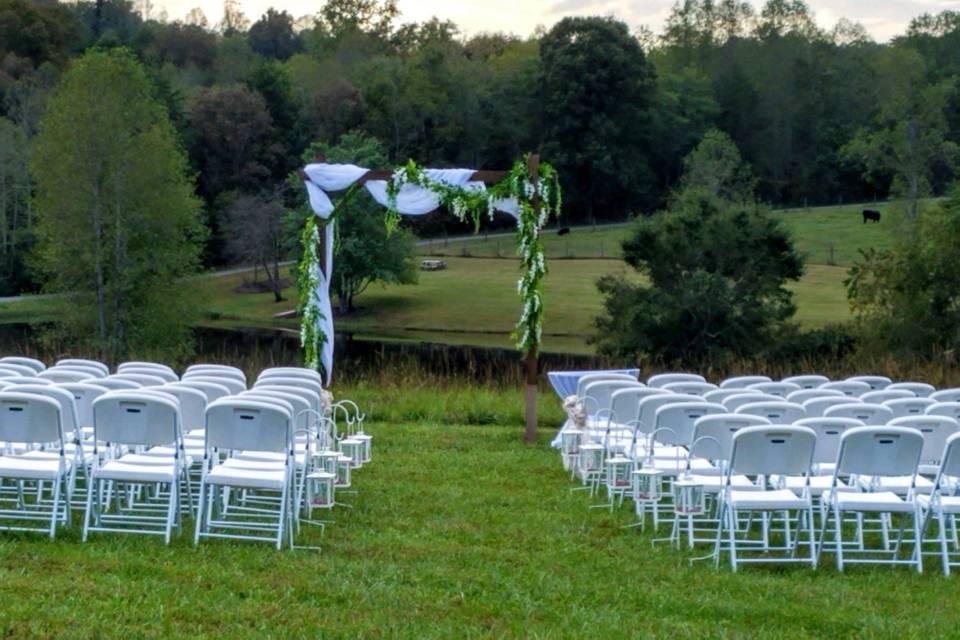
[156,0,960,42]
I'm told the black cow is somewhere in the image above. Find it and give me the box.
[862,209,881,224]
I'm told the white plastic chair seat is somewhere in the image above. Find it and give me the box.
[652,445,689,459]
[823,489,916,512]
[856,475,934,493]
[204,464,286,490]
[118,452,195,467]
[728,489,808,511]
[21,446,94,464]
[772,475,853,495]
[94,460,176,483]
[0,455,72,480]
[687,474,759,492]
[650,457,714,474]
[917,494,960,514]
[234,450,308,467]
[221,457,287,471]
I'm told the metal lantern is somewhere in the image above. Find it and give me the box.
[336,454,352,488]
[305,471,336,513]
[318,450,340,476]
[560,428,583,471]
[340,438,364,469]
[673,478,705,516]
[353,432,373,464]
[632,468,664,531]
[605,455,633,493]
[577,443,604,483]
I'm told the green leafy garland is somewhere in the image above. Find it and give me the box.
[299,155,561,375]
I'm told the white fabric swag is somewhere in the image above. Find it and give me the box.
[302,163,521,381]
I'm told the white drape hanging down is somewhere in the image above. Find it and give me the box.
[302,163,521,381]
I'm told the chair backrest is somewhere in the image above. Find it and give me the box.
[252,384,321,417]
[56,358,109,376]
[258,367,324,383]
[704,388,755,404]
[835,426,923,477]
[93,392,180,447]
[729,425,816,477]
[735,401,806,425]
[574,373,639,399]
[205,398,292,453]
[0,392,63,445]
[109,373,166,387]
[787,388,845,405]
[647,373,705,388]
[181,374,245,395]
[933,433,960,485]
[168,380,232,403]
[241,390,311,430]
[887,382,936,397]
[0,362,41,376]
[782,374,830,389]
[861,389,915,405]
[117,366,178,383]
[883,397,937,418]
[652,402,725,446]
[95,378,141,391]
[184,365,247,384]
[58,382,108,431]
[7,384,79,438]
[927,402,960,421]
[718,375,772,390]
[636,393,701,434]
[746,381,801,398]
[158,385,207,433]
[931,388,960,404]
[823,402,895,424]
[661,381,718,396]
[803,395,856,417]
[50,364,105,379]
[580,380,643,413]
[119,361,176,376]
[889,416,960,465]
[38,369,93,384]
[690,413,771,462]
[608,387,668,424]
[846,375,892,390]
[722,392,781,412]
[795,417,864,464]
[0,356,45,373]
[819,380,871,397]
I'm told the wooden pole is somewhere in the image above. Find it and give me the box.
[525,154,540,444]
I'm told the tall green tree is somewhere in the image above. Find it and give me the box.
[594,132,803,364]
[540,17,658,223]
[31,49,205,362]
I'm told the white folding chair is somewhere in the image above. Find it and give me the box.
[184,365,247,386]
[735,401,806,425]
[803,396,855,417]
[889,416,960,476]
[169,380,232,404]
[718,375,771,390]
[578,380,644,432]
[786,388,845,405]
[746,382,801,398]
[258,367,324,384]
[714,425,818,571]
[194,398,296,550]
[108,373,166,387]
[84,392,189,544]
[861,389,915,405]
[917,433,960,574]
[181,374,245,395]
[847,375,892,390]
[705,389,755,404]
[56,359,109,377]
[818,426,925,572]
[662,381,718,396]
[117,366,179,383]
[0,357,45,373]
[884,397,937,418]
[39,369,94,384]
[574,373,640,400]
[887,382,936,397]
[722,392,780,413]
[95,378,141,391]
[930,389,960,404]
[647,373,705,388]
[0,393,71,538]
[819,380,871,397]
[823,402,895,425]
[49,364,106,379]
[0,363,42,377]
[782,375,830,389]
[119,361,177,376]
[58,383,109,441]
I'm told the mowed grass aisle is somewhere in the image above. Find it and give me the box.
[0,417,957,637]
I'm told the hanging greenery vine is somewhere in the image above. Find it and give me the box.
[299,154,562,376]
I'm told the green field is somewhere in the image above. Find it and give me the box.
[0,386,955,638]
[0,203,897,353]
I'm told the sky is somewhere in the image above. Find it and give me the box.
[155,0,960,42]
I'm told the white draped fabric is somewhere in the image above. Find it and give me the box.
[302,163,520,381]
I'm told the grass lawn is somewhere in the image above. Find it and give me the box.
[0,386,954,638]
